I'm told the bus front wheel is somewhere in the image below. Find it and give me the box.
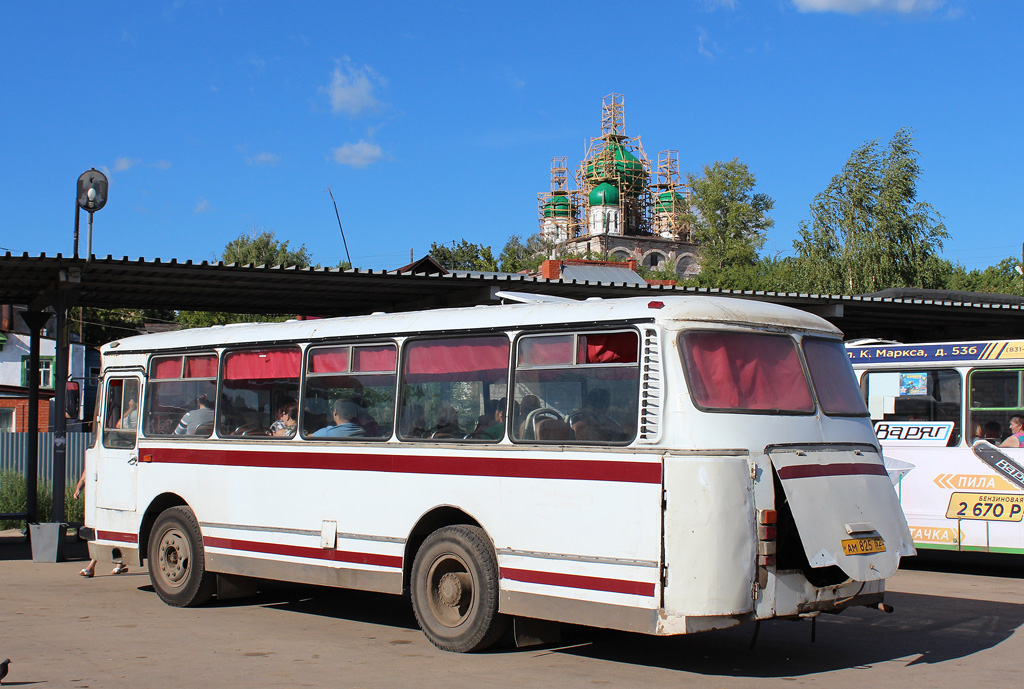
[410,525,509,652]
[147,506,216,607]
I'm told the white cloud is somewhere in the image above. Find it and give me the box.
[150,160,172,170]
[321,58,385,117]
[332,141,383,168]
[792,0,944,13]
[194,198,211,214]
[112,157,141,172]
[697,27,717,58]
[246,152,280,167]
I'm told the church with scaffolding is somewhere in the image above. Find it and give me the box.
[538,94,700,277]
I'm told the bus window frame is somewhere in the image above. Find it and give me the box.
[966,367,1024,444]
[802,336,870,418]
[218,345,302,439]
[860,366,963,447]
[396,333,512,443]
[302,340,399,441]
[144,351,220,439]
[678,329,816,416]
[510,328,640,446]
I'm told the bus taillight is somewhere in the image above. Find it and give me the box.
[757,509,777,566]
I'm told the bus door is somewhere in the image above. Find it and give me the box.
[96,376,141,511]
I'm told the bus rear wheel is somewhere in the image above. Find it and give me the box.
[410,525,509,652]
[147,506,215,608]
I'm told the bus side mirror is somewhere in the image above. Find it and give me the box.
[66,381,81,419]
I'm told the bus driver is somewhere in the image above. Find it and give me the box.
[174,395,215,435]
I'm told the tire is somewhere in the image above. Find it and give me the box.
[147,506,216,608]
[410,525,509,652]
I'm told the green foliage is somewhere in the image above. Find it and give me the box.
[793,128,948,294]
[223,229,312,268]
[679,159,774,289]
[945,257,1022,295]
[497,235,552,273]
[0,470,83,530]
[429,240,498,271]
[177,230,312,328]
[74,307,178,347]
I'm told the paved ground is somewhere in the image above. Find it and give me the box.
[1,532,1023,689]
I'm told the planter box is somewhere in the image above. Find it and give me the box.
[29,523,67,562]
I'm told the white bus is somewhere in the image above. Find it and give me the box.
[82,294,913,652]
[849,339,1024,556]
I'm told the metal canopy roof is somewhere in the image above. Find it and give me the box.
[2,253,1024,342]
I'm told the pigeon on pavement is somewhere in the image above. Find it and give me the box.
[0,658,10,685]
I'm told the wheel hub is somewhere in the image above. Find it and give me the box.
[437,572,463,607]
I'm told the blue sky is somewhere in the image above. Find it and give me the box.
[2,0,1020,272]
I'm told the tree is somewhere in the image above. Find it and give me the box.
[793,128,948,294]
[429,240,498,272]
[678,159,774,288]
[177,230,313,329]
[222,229,312,268]
[498,234,552,273]
[945,257,1022,295]
[74,307,177,347]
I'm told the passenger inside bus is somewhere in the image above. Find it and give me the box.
[270,398,298,437]
[571,388,624,442]
[335,378,381,436]
[311,399,368,438]
[174,395,215,435]
[468,398,506,440]
[432,404,463,438]
[1000,415,1024,448]
[401,403,428,438]
[515,395,541,438]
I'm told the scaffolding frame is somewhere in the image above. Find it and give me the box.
[650,150,692,241]
[575,94,653,239]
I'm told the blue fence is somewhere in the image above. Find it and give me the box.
[0,432,92,484]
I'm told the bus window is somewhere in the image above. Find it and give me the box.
[303,343,397,440]
[803,338,868,416]
[679,331,813,414]
[398,335,510,441]
[512,331,639,443]
[103,378,140,449]
[145,354,218,437]
[968,368,1024,443]
[860,368,961,446]
[220,347,300,437]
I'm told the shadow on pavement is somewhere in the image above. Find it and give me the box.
[548,590,1024,677]
[0,530,90,562]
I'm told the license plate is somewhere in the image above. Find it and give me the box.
[841,536,886,555]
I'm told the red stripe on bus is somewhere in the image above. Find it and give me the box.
[500,567,656,597]
[147,447,661,484]
[96,530,139,543]
[777,463,888,480]
[203,536,403,569]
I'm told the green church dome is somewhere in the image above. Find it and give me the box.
[589,182,619,206]
[654,191,685,213]
[543,194,571,218]
[584,142,646,193]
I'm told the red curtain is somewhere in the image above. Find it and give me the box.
[223,348,301,381]
[184,355,217,379]
[151,356,182,379]
[803,339,867,415]
[579,332,638,364]
[309,348,349,374]
[354,345,397,372]
[518,336,573,366]
[681,331,813,412]
[405,337,509,382]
